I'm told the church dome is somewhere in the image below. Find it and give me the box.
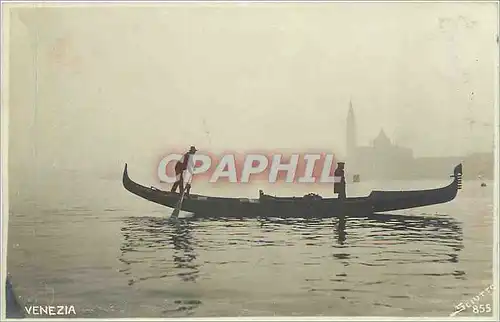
[374,129,391,147]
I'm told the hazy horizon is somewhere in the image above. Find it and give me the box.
[5,2,498,176]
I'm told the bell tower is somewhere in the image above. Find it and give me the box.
[346,100,357,159]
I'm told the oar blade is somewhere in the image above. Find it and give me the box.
[171,207,181,219]
[170,193,185,220]
[170,178,192,221]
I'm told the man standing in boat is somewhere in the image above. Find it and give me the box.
[334,162,347,199]
[171,146,197,195]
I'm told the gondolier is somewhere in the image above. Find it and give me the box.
[171,146,197,194]
[334,162,346,199]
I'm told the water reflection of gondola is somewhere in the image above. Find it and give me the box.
[120,212,465,288]
[253,213,463,248]
[119,217,203,316]
[356,213,462,250]
[119,217,200,284]
[170,221,198,282]
[336,215,347,245]
[336,213,464,273]
[250,213,464,270]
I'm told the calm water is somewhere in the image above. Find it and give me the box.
[6,171,495,317]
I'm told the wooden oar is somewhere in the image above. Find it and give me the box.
[170,177,192,220]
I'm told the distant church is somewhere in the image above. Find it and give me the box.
[346,101,414,180]
[344,101,493,181]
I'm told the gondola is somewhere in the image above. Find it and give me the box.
[122,163,462,218]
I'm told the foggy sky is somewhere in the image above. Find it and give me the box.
[5,2,498,175]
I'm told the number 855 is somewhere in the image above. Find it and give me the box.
[472,304,491,314]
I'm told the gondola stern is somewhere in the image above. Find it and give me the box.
[452,163,463,190]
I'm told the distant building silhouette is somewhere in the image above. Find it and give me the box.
[346,103,413,180]
[345,103,493,180]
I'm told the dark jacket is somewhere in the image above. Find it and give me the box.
[334,168,346,183]
[334,168,345,193]
[175,153,190,174]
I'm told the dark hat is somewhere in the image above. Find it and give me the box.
[189,146,198,152]
[337,162,345,165]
